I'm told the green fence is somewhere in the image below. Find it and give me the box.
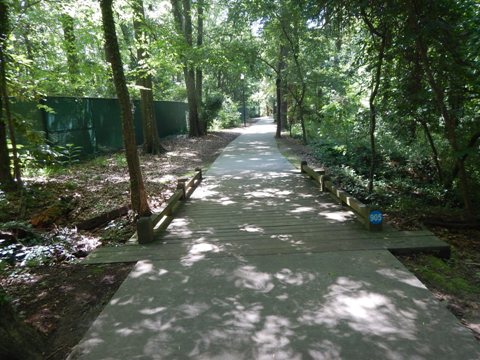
[11,97,188,155]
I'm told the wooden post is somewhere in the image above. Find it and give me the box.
[137,216,154,244]
[301,160,307,173]
[195,167,202,181]
[367,208,383,231]
[177,178,187,200]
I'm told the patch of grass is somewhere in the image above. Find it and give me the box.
[113,153,127,167]
[406,253,480,298]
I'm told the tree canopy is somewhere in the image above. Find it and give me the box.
[0,0,479,216]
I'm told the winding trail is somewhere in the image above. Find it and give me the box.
[71,118,479,359]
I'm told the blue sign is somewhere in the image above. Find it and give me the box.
[369,210,383,225]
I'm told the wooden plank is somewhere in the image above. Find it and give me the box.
[83,233,449,264]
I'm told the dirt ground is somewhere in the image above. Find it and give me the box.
[277,135,480,341]
[0,128,242,359]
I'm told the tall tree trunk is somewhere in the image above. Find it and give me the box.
[280,45,288,131]
[417,118,443,182]
[196,0,205,134]
[132,0,166,154]
[361,8,386,194]
[275,76,282,138]
[407,0,473,216]
[299,85,307,145]
[171,0,201,137]
[0,0,21,188]
[0,5,13,190]
[60,14,79,86]
[100,0,151,217]
[0,104,14,189]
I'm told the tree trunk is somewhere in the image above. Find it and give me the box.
[299,101,307,145]
[171,0,201,137]
[196,0,205,134]
[60,14,79,86]
[0,105,14,189]
[132,0,166,154]
[100,0,151,217]
[275,76,282,138]
[418,118,443,182]
[0,0,21,188]
[280,45,288,131]
[361,8,386,194]
[0,12,13,191]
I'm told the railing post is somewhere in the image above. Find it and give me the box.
[137,216,154,244]
[177,178,187,200]
[195,167,202,181]
[301,160,307,173]
[366,207,383,231]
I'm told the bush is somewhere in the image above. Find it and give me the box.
[210,97,241,129]
[202,93,224,129]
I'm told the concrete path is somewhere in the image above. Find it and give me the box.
[70,118,479,359]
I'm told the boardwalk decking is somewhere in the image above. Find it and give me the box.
[71,118,479,360]
[85,123,449,264]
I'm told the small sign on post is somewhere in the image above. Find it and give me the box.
[368,210,383,231]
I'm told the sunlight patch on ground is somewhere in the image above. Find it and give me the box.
[239,224,264,233]
[253,315,299,360]
[180,239,223,267]
[376,268,427,289]
[319,211,354,222]
[289,206,315,213]
[232,265,274,293]
[274,268,315,286]
[300,276,418,340]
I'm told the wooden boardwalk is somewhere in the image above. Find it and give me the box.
[85,122,449,265]
[72,118,480,360]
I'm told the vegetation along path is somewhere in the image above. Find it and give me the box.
[70,118,479,359]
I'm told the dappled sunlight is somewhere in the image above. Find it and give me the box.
[290,206,315,213]
[376,268,427,289]
[319,210,356,222]
[299,276,418,340]
[274,268,315,286]
[232,265,275,293]
[244,188,293,198]
[180,238,224,267]
[239,224,264,233]
[253,315,300,360]
[72,249,478,359]
[72,120,477,359]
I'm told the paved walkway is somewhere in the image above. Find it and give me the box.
[71,118,479,359]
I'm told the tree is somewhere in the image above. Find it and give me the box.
[132,0,166,154]
[60,13,79,87]
[170,0,203,137]
[100,0,151,216]
[360,3,388,193]
[0,0,22,189]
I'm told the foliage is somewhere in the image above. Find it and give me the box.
[202,93,224,129]
[210,97,241,130]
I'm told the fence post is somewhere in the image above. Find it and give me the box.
[137,216,154,244]
[367,207,383,231]
[177,178,187,200]
[195,167,203,181]
[301,160,307,173]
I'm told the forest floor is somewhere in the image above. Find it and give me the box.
[0,128,243,359]
[277,135,480,342]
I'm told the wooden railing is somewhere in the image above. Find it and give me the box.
[131,168,203,244]
[300,161,382,231]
